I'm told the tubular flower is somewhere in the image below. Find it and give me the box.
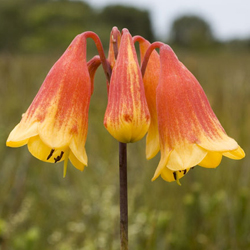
[104,29,150,143]
[106,27,121,93]
[107,26,121,70]
[136,37,160,159]
[6,33,93,176]
[152,45,245,183]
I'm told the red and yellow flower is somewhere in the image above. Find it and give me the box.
[6,33,94,176]
[152,45,245,183]
[104,29,150,143]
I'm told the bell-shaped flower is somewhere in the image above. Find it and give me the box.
[152,45,245,183]
[6,33,93,176]
[104,29,150,143]
[136,37,161,159]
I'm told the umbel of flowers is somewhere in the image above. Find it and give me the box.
[6,27,245,184]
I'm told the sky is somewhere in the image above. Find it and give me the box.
[85,0,250,41]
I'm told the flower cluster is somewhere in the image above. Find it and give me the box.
[6,27,245,183]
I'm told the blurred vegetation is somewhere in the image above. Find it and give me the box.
[99,5,154,42]
[169,15,214,50]
[168,14,250,52]
[0,0,250,249]
[0,0,154,54]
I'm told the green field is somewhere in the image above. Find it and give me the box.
[0,48,249,249]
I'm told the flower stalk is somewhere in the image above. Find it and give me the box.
[119,142,128,250]
[84,31,112,82]
[140,41,164,77]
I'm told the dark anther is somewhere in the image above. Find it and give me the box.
[191,167,195,170]
[47,149,55,160]
[173,172,177,181]
[183,169,187,175]
[54,151,64,163]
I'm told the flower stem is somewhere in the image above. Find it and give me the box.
[84,31,112,82]
[119,142,128,250]
[140,41,164,77]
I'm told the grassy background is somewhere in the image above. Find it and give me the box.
[0,47,249,250]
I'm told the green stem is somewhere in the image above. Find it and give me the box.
[119,142,128,250]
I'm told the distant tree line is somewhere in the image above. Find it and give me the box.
[0,0,249,53]
[170,15,214,49]
[0,0,154,53]
[169,15,250,51]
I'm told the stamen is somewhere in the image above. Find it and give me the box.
[183,169,187,175]
[173,171,181,186]
[54,151,64,163]
[47,149,55,160]
[63,150,70,178]
[173,172,177,180]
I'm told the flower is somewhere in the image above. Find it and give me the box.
[136,37,160,159]
[6,33,93,176]
[107,26,121,70]
[105,26,121,93]
[152,45,245,183]
[104,29,150,143]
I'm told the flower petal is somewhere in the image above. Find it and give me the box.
[69,151,85,171]
[167,143,207,171]
[138,37,161,159]
[198,132,239,152]
[6,121,38,147]
[145,121,160,160]
[152,149,171,181]
[223,146,245,159]
[198,151,222,168]
[28,136,67,163]
[70,134,88,167]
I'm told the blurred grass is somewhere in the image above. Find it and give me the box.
[0,48,249,250]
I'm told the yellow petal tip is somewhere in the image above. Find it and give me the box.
[151,176,157,182]
[223,146,246,160]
